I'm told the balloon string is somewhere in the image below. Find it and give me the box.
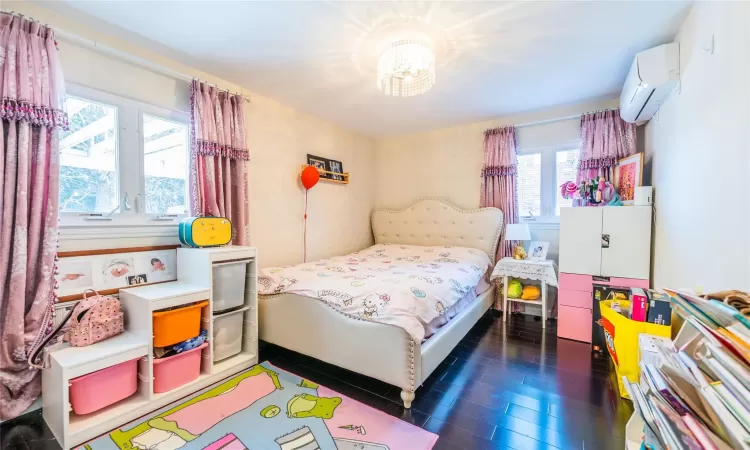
[303,190,308,263]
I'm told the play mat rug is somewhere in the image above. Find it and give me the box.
[78,362,437,450]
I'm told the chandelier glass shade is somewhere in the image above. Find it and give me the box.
[376,40,435,97]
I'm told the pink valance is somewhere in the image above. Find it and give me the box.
[481,126,518,177]
[0,14,68,130]
[579,109,635,173]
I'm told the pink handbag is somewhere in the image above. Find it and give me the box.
[29,289,124,369]
[66,289,124,346]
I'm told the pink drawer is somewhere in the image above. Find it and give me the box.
[557,305,592,343]
[559,289,592,309]
[69,358,138,415]
[559,273,649,292]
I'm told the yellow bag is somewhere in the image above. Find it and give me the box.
[179,217,232,247]
[599,300,671,399]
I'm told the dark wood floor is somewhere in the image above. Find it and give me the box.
[0,312,632,450]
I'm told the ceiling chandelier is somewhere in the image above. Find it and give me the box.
[376,40,435,97]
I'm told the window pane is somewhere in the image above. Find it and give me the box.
[517,154,541,217]
[144,115,188,214]
[59,96,118,213]
[556,149,579,215]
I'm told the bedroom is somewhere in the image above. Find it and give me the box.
[1,1,749,450]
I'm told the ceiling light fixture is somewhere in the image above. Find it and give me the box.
[376,40,435,97]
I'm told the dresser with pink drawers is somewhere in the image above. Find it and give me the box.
[557,206,652,343]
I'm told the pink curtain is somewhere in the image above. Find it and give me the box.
[0,14,68,420]
[480,126,517,261]
[189,80,249,245]
[577,109,636,183]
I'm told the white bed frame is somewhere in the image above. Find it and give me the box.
[259,198,504,408]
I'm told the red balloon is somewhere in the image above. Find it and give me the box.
[301,166,320,190]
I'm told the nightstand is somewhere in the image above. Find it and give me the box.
[490,257,558,328]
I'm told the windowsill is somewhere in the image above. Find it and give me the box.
[519,221,560,230]
[59,222,179,240]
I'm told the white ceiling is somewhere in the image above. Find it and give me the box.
[39,1,689,137]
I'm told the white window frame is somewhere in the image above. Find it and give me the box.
[59,84,189,234]
[516,139,581,226]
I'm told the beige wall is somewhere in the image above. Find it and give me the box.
[374,97,619,265]
[374,98,618,211]
[10,2,376,268]
[645,2,750,291]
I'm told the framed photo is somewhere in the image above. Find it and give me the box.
[327,159,344,181]
[614,153,644,205]
[528,241,549,261]
[306,154,330,179]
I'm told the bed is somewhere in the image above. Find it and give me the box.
[258,198,504,408]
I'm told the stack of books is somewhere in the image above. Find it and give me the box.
[624,289,750,450]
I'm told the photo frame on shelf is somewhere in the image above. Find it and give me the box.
[528,241,549,261]
[306,154,330,179]
[614,153,644,205]
[327,159,344,181]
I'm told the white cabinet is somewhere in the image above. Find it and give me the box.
[559,207,603,276]
[560,206,652,279]
[601,206,652,280]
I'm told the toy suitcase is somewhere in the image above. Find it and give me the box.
[179,217,232,247]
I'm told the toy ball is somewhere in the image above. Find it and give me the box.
[521,285,541,300]
[301,166,320,190]
[507,279,523,299]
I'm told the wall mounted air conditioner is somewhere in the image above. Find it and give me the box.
[620,43,680,124]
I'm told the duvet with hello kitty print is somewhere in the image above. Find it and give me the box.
[258,244,491,341]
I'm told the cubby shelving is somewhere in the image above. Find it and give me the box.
[42,246,257,450]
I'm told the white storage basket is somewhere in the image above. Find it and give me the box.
[212,261,247,313]
[213,307,248,361]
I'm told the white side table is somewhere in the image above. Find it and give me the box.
[490,257,558,328]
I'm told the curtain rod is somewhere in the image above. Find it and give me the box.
[1,8,251,103]
[513,107,617,128]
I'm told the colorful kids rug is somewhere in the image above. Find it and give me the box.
[79,362,437,450]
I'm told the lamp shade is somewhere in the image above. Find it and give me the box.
[505,223,531,241]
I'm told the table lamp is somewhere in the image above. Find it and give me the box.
[505,223,531,260]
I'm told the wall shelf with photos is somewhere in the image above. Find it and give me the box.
[305,154,349,185]
[300,165,350,185]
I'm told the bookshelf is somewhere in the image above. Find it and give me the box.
[624,290,750,450]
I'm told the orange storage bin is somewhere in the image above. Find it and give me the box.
[152,301,208,347]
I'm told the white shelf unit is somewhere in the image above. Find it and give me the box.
[42,246,257,450]
[177,246,259,367]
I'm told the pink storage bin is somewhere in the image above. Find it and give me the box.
[69,358,138,415]
[153,342,207,393]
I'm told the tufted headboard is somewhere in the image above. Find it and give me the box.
[371,198,504,264]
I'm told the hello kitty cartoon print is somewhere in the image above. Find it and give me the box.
[258,244,491,341]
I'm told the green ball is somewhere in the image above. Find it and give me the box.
[508,279,523,299]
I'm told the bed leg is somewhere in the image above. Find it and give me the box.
[400,390,415,409]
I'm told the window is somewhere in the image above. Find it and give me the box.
[517,154,541,217]
[143,115,188,214]
[516,142,580,223]
[60,97,119,212]
[59,85,189,227]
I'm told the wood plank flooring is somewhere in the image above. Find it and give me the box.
[0,312,632,450]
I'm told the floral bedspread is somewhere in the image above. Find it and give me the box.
[258,244,491,341]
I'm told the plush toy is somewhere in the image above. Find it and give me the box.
[507,279,523,299]
[521,285,541,300]
[512,244,527,260]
